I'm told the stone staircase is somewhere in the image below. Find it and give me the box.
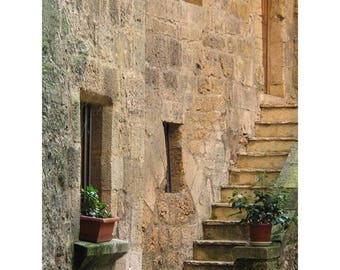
[183,104,298,270]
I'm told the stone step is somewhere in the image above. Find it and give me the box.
[236,152,288,170]
[203,220,249,241]
[183,260,234,270]
[229,168,280,185]
[247,137,297,152]
[260,105,298,122]
[255,121,298,137]
[193,240,247,262]
[220,186,268,203]
[211,203,246,221]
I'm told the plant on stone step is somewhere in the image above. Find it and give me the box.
[81,185,112,218]
[229,178,292,228]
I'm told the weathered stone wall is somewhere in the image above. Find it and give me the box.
[142,0,264,269]
[276,143,298,269]
[42,0,297,269]
[42,0,82,268]
[43,0,146,269]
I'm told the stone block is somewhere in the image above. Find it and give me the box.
[145,66,160,87]
[113,34,132,68]
[169,38,182,67]
[220,54,234,78]
[203,221,249,241]
[167,251,182,268]
[233,244,281,260]
[169,227,182,249]
[194,240,246,262]
[230,0,250,21]
[234,57,254,87]
[146,34,169,67]
[158,226,169,252]
[237,38,253,58]
[161,101,184,124]
[203,34,225,50]
[236,153,288,170]
[194,96,225,112]
[108,0,120,25]
[234,259,279,270]
[147,18,177,38]
[180,25,202,41]
[163,70,179,90]
[225,19,241,35]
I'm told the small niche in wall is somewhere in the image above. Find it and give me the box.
[163,122,184,193]
[184,0,202,6]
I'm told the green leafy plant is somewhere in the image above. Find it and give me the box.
[81,185,112,218]
[229,177,292,228]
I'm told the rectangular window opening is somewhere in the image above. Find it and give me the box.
[163,122,184,193]
[81,103,92,189]
[81,103,103,191]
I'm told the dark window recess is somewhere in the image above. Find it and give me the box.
[81,103,103,191]
[81,103,92,189]
[163,122,184,193]
[184,0,202,6]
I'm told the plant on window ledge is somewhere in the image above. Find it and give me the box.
[229,177,293,246]
[80,185,119,243]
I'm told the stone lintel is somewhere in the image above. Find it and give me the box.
[233,243,281,260]
[74,239,129,269]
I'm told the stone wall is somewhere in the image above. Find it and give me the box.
[43,0,146,269]
[42,0,297,269]
[142,0,263,269]
[42,0,82,268]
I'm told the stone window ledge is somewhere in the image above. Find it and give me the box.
[74,239,129,269]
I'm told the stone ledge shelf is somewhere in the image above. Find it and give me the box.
[74,239,129,270]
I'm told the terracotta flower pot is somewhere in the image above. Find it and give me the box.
[79,215,120,243]
[249,223,272,246]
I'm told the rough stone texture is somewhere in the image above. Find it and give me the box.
[74,239,129,269]
[42,0,297,270]
[276,142,298,269]
[142,1,268,266]
[42,0,82,269]
[234,259,279,270]
[233,244,281,270]
[43,0,145,269]
[233,244,281,260]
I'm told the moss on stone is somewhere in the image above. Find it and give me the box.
[277,142,298,188]
[234,258,278,270]
[233,244,281,260]
[74,240,129,269]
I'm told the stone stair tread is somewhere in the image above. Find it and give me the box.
[248,137,297,141]
[184,260,234,266]
[194,240,248,246]
[202,220,242,225]
[211,202,232,207]
[237,151,289,156]
[221,185,267,189]
[212,202,261,208]
[229,168,281,173]
[260,104,298,108]
[256,120,298,125]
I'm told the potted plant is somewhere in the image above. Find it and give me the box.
[79,185,120,243]
[229,182,292,246]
